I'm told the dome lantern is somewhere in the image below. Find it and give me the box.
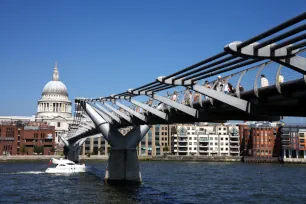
[52,61,59,81]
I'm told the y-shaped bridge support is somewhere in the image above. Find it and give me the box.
[60,135,87,163]
[105,125,150,184]
[82,102,150,184]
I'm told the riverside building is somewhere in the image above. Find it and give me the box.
[0,121,55,155]
[238,122,280,158]
[171,124,240,156]
[281,125,306,159]
[82,125,163,157]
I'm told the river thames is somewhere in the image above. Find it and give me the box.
[0,161,305,204]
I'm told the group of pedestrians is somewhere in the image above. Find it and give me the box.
[154,73,285,110]
[214,75,238,94]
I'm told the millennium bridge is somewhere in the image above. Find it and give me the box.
[61,12,306,184]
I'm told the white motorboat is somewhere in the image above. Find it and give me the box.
[45,158,91,173]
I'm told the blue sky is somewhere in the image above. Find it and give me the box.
[0,0,305,116]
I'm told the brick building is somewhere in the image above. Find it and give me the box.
[238,123,280,158]
[0,123,20,155]
[0,122,55,155]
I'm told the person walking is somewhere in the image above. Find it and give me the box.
[204,81,211,100]
[261,74,269,87]
[279,73,284,83]
[216,76,224,92]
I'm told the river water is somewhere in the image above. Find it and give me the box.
[0,161,305,204]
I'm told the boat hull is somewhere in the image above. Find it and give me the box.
[45,165,91,173]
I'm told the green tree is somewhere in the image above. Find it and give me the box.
[50,147,55,153]
[163,146,169,152]
[33,145,44,155]
[20,145,27,155]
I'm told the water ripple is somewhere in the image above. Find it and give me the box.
[0,161,305,203]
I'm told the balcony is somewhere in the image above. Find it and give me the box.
[230,150,240,153]
[43,141,53,146]
[230,145,240,148]
[199,144,208,147]
[178,144,187,147]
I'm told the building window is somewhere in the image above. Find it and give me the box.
[194,147,196,150]
[57,122,60,127]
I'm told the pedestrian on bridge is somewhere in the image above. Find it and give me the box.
[261,74,269,87]
[279,73,284,83]
[204,81,211,100]
[216,75,224,92]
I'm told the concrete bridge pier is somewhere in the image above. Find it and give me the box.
[105,148,141,184]
[82,102,150,184]
[61,135,86,164]
[104,125,150,184]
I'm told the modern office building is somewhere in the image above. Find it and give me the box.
[281,125,306,158]
[82,125,163,156]
[171,124,240,156]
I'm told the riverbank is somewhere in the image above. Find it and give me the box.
[1,155,305,164]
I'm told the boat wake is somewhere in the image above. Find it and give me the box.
[0,171,45,175]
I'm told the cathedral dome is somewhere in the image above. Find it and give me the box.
[42,62,68,97]
[43,81,68,96]
[37,62,72,118]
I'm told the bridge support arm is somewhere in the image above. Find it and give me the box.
[128,97,168,121]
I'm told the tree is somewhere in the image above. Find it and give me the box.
[163,146,169,152]
[20,145,27,155]
[50,147,55,153]
[33,145,44,155]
